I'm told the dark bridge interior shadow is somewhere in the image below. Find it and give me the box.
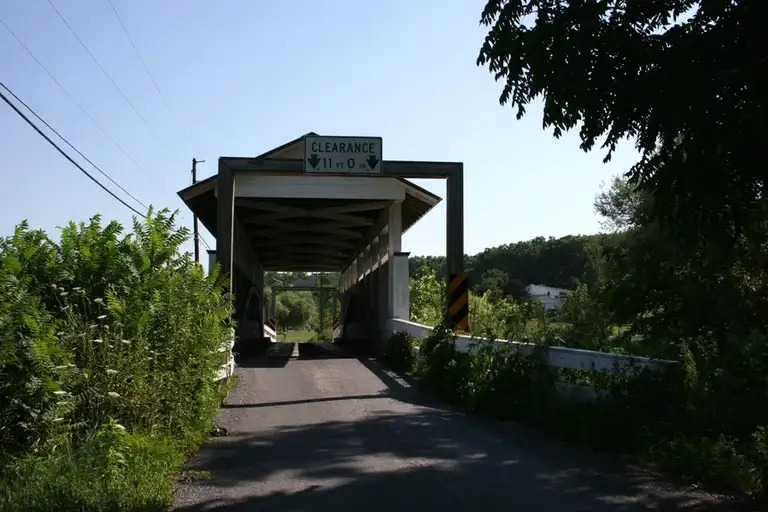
[296,342,359,360]
[236,341,362,368]
[234,342,293,368]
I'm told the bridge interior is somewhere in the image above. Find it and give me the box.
[178,132,464,355]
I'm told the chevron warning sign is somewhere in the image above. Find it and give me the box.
[447,273,469,333]
[331,317,340,330]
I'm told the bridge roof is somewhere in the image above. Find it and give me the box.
[178,134,444,271]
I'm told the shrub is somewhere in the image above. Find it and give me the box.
[0,209,233,509]
[469,292,527,340]
[409,267,444,326]
[404,322,768,501]
[381,331,414,372]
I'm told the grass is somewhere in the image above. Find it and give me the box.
[281,330,318,343]
[0,433,181,512]
[0,376,236,512]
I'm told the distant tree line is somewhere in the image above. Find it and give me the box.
[409,233,612,300]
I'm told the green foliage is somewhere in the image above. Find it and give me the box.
[317,327,333,342]
[381,332,414,373]
[264,272,341,338]
[411,323,473,405]
[557,284,613,351]
[395,319,768,500]
[409,266,444,326]
[411,234,596,298]
[276,291,315,331]
[469,292,526,341]
[410,265,535,342]
[0,424,180,511]
[0,209,233,509]
[400,170,768,500]
[477,0,764,245]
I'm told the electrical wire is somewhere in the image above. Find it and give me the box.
[3,8,203,242]
[106,0,195,149]
[0,80,149,211]
[1,15,153,177]
[0,83,146,218]
[45,0,181,159]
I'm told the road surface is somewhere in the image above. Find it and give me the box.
[173,342,746,511]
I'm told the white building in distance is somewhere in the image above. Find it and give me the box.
[526,284,570,310]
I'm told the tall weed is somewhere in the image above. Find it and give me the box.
[0,209,233,509]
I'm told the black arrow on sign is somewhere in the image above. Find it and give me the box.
[366,155,379,170]
[307,154,321,169]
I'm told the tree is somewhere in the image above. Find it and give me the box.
[594,175,649,233]
[477,268,510,297]
[478,0,766,245]
[409,267,444,326]
[591,174,768,357]
[411,234,603,296]
[275,292,315,331]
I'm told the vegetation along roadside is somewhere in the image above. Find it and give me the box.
[0,209,235,511]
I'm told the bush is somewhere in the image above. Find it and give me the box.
[409,267,444,326]
[0,209,233,509]
[403,321,768,501]
[0,422,180,511]
[381,331,414,372]
[405,240,768,500]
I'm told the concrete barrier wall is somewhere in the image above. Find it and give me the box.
[214,328,236,382]
[386,318,678,401]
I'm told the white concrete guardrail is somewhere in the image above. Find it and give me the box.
[214,328,236,382]
[386,318,677,402]
[264,324,277,343]
[214,325,277,382]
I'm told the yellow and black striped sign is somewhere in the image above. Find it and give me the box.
[331,317,340,330]
[266,316,277,330]
[447,273,469,333]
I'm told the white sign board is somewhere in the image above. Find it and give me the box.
[304,135,382,174]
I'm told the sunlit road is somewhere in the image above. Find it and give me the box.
[173,342,746,511]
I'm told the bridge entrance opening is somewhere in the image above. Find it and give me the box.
[178,132,465,355]
[266,278,340,342]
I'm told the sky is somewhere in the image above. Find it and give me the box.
[0,0,641,259]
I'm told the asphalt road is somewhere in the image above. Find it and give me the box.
[173,342,747,511]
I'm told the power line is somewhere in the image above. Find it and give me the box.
[45,0,180,159]
[0,15,152,177]
[0,80,149,211]
[106,0,195,149]
[0,82,146,218]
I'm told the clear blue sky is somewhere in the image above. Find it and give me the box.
[0,0,639,258]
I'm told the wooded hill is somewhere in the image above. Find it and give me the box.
[409,233,611,300]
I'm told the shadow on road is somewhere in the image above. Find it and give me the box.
[236,342,359,368]
[297,342,359,360]
[235,342,294,368]
[175,345,752,512]
[221,394,390,410]
[174,409,748,511]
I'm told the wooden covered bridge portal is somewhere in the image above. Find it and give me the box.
[178,132,466,354]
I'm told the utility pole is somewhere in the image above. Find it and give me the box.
[192,158,205,263]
